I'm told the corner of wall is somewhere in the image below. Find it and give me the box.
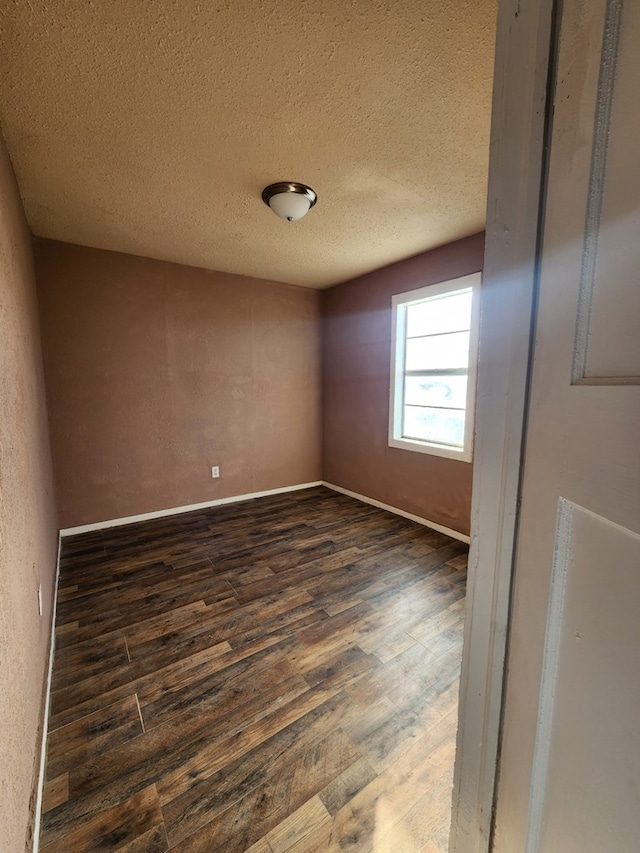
[0,130,59,853]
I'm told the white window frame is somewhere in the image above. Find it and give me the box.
[389,271,481,462]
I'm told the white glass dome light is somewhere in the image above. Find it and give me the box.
[262,182,318,222]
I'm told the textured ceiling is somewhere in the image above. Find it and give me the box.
[0,0,495,288]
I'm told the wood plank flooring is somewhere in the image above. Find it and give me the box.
[40,486,467,852]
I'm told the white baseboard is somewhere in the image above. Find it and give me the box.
[59,481,324,537]
[322,481,470,544]
[59,480,469,544]
[33,532,62,852]
[37,478,464,849]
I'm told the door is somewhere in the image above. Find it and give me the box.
[493,0,640,850]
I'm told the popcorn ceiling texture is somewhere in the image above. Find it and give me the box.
[0,135,59,852]
[0,0,495,288]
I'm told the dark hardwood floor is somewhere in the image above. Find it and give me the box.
[40,486,467,852]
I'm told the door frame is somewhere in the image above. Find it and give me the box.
[449,0,557,849]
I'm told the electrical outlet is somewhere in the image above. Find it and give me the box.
[38,584,43,617]
[211,466,220,479]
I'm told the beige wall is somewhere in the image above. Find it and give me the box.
[0,139,58,850]
[322,232,485,536]
[36,240,322,529]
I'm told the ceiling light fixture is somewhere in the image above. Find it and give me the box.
[262,182,318,222]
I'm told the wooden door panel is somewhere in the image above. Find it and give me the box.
[530,501,640,852]
[493,0,640,849]
[572,0,640,383]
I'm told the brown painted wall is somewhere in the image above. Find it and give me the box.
[36,241,322,529]
[0,139,58,851]
[322,232,485,537]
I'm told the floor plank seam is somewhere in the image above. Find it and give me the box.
[40,486,466,853]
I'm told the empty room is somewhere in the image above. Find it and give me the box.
[7,0,637,852]
[3,1,495,851]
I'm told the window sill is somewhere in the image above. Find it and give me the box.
[388,435,473,462]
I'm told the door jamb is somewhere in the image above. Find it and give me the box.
[449,0,556,849]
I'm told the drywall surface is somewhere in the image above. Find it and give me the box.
[0,137,58,851]
[322,233,484,536]
[36,240,322,528]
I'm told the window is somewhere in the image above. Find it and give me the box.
[389,272,480,461]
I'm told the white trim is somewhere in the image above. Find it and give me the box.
[388,272,481,463]
[322,481,470,544]
[388,435,471,462]
[33,533,62,853]
[449,0,556,850]
[58,478,469,544]
[59,482,324,536]
[524,498,572,852]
